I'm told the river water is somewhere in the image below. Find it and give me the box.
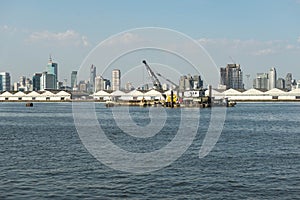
[0,102,299,199]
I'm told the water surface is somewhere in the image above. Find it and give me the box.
[0,102,299,199]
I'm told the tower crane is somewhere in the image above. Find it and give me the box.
[142,60,162,91]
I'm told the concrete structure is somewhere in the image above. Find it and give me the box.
[268,67,277,90]
[112,69,121,91]
[0,72,11,91]
[220,64,244,89]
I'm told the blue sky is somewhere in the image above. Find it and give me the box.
[1,0,300,88]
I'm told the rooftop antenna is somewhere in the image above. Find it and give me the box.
[49,54,52,62]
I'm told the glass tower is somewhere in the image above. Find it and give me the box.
[47,56,58,89]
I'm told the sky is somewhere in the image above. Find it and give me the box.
[0,0,300,88]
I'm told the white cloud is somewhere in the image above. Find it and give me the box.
[26,30,90,47]
[197,37,299,57]
[0,25,17,33]
[104,32,144,46]
[253,48,275,56]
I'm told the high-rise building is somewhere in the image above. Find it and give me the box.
[291,79,297,90]
[285,73,292,91]
[0,72,11,91]
[95,76,111,92]
[40,72,55,91]
[125,82,134,91]
[193,75,203,89]
[112,69,121,91]
[32,73,42,91]
[179,74,203,92]
[71,71,78,89]
[95,76,102,92]
[268,67,277,90]
[89,65,96,92]
[179,75,187,92]
[13,82,20,91]
[47,56,58,89]
[220,64,244,89]
[19,76,26,87]
[277,78,285,89]
[253,73,268,90]
[78,80,88,92]
[184,75,193,91]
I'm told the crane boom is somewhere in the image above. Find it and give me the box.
[156,73,179,88]
[142,60,162,90]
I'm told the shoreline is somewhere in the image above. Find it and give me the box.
[1,99,300,103]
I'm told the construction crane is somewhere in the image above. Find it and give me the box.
[142,60,162,91]
[156,72,179,90]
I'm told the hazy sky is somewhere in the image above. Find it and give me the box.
[0,0,299,88]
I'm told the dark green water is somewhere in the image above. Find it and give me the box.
[0,102,299,199]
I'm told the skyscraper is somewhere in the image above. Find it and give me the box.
[179,75,187,92]
[179,74,203,92]
[268,67,277,90]
[276,78,285,89]
[40,72,55,91]
[253,73,268,90]
[112,69,121,91]
[0,72,11,91]
[71,71,77,89]
[89,65,96,91]
[19,76,26,87]
[95,76,111,92]
[47,56,58,89]
[32,73,42,91]
[184,75,193,91]
[219,64,244,89]
[285,73,292,91]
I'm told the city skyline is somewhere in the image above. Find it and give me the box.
[1,1,300,87]
[1,56,299,92]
